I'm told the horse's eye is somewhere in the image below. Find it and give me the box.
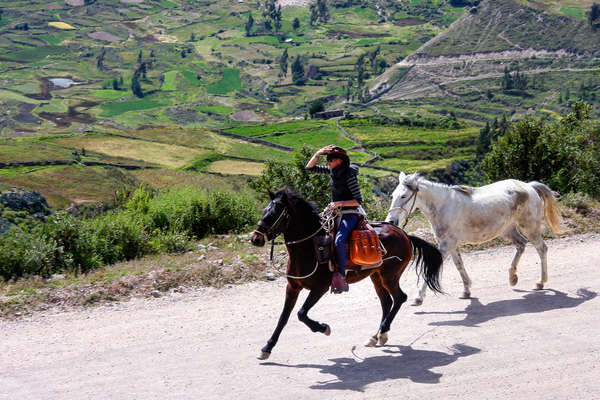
[401,195,406,199]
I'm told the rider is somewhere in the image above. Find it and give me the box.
[306,145,364,293]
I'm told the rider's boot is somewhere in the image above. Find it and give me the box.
[331,272,349,294]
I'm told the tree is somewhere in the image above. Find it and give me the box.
[316,0,330,23]
[293,17,300,30]
[245,12,254,36]
[482,102,599,197]
[137,50,143,64]
[0,8,3,21]
[279,48,288,77]
[309,3,318,25]
[589,3,600,31]
[96,47,106,71]
[112,78,120,90]
[309,100,324,117]
[190,32,195,42]
[131,69,143,98]
[291,55,305,85]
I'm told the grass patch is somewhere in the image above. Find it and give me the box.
[204,159,265,176]
[0,89,40,104]
[100,98,165,117]
[181,70,203,85]
[206,68,242,95]
[51,136,210,168]
[197,105,233,115]
[48,22,76,30]
[560,7,585,18]
[3,45,67,62]
[162,70,178,91]
[91,90,128,100]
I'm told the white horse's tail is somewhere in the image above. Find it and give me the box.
[529,181,563,235]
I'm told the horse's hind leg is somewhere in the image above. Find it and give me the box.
[366,273,393,347]
[520,226,549,289]
[503,227,527,286]
[297,284,331,335]
[451,249,471,299]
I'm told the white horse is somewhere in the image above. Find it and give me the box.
[386,172,563,306]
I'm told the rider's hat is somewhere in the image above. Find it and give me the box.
[325,146,349,163]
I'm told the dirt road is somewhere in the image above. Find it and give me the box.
[2,234,599,399]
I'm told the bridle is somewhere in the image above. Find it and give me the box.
[253,206,289,242]
[388,183,419,229]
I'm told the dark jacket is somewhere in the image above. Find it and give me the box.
[307,163,363,205]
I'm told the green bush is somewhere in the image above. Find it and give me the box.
[0,185,261,281]
[0,228,59,280]
[483,102,600,198]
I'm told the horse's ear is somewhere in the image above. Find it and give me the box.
[268,190,275,200]
[398,172,406,182]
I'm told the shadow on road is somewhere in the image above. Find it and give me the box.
[262,343,480,391]
[415,288,597,327]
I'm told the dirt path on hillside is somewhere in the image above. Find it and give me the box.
[2,234,600,399]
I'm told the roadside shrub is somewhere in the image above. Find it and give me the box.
[561,192,595,213]
[0,228,59,280]
[89,212,152,265]
[42,213,100,272]
[150,232,192,253]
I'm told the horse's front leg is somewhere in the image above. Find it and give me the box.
[451,250,471,299]
[258,283,301,360]
[297,284,331,335]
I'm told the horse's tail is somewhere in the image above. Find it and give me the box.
[529,181,563,235]
[408,235,443,294]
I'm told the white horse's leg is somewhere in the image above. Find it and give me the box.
[412,280,428,306]
[531,237,548,289]
[504,227,527,286]
[451,250,471,298]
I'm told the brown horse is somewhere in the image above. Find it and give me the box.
[250,188,443,360]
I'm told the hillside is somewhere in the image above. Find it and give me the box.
[370,0,600,121]
[0,0,598,206]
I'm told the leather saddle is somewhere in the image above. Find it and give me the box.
[313,215,386,272]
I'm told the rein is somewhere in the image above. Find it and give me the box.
[388,185,419,229]
[255,205,341,280]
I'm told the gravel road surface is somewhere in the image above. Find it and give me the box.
[2,234,599,400]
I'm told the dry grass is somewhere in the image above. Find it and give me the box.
[205,160,265,176]
[48,22,76,30]
[52,136,210,168]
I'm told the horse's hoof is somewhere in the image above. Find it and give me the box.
[510,274,518,286]
[322,324,331,336]
[411,298,423,306]
[257,351,271,360]
[377,332,388,346]
[460,291,471,299]
[365,336,378,347]
[535,282,544,290]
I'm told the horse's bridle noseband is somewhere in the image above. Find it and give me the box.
[253,206,289,241]
[388,184,419,229]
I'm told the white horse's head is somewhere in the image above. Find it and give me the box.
[386,172,420,226]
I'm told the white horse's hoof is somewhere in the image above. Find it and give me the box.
[322,324,331,336]
[460,291,471,299]
[377,332,388,346]
[258,351,271,360]
[509,274,518,286]
[535,282,544,290]
[365,336,377,347]
[411,298,423,306]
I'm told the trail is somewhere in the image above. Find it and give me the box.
[1,233,599,399]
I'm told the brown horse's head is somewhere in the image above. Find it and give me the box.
[250,189,290,247]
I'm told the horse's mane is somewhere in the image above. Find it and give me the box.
[409,173,474,197]
[276,187,322,221]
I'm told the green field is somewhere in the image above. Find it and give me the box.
[206,68,242,95]
[162,71,178,91]
[100,98,166,117]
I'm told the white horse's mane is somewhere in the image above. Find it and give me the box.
[407,173,474,197]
